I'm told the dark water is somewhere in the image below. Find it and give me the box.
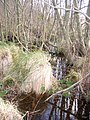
[31,57,76,120]
[33,95,87,120]
[26,57,88,120]
[34,99,75,120]
[52,57,67,80]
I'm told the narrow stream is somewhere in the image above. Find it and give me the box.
[52,57,67,80]
[26,56,88,120]
[32,57,76,120]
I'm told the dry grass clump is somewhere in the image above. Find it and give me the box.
[0,42,12,80]
[20,51,57,94]
[6,49,57,94]
[0,97,22,120]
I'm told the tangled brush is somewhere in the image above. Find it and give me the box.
[0,97,22,120]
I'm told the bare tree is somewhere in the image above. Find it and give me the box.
[85,0,90,49]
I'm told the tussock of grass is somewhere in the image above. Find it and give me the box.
[8,50,31,83]
[0,42,57,95]
[0,97,22,120]
[20,51,57,94]
[0,42,12,80]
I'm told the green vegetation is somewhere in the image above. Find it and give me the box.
[58,79,74,89]
[0,0,90,119]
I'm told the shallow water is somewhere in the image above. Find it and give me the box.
[33,57,76,120]
[27,57,87,120]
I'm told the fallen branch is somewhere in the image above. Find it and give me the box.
[45,73,90,101]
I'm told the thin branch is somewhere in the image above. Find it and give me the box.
[22,110,40,119]
[13,32,29,52]
[42,0,90,20]
[45,72,90,101]
[80,5,88,10]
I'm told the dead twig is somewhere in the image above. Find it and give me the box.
[42,0,90,20]
[45,73,90,101]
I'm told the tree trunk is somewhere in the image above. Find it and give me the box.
[85,0,90,49]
